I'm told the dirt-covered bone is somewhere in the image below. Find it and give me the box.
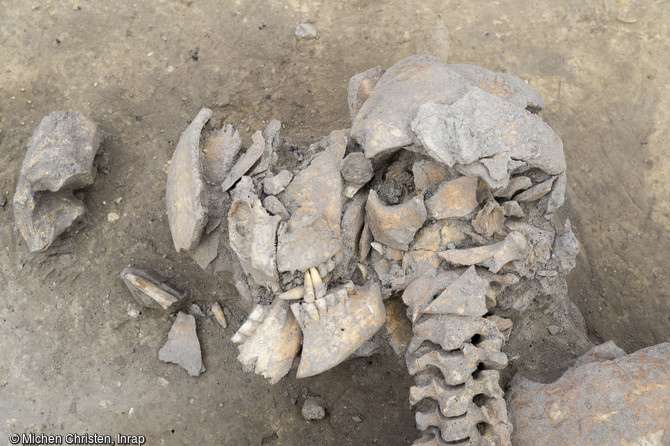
[120,267,187,310]
[296,279,385,378]
[13,111,102,252]
[166,108,211,252]
[276,130,346,273]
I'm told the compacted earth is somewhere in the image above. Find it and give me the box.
[1,1,669,445]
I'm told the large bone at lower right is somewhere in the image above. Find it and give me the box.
[438,231,529,273]
[297,280,386,378]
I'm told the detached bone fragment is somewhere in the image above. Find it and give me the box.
[120,267,187,310]
[163,54,613,445]
[13,111,102,252]
[158,312,205,376]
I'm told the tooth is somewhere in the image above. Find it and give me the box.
[249,305,265,323]
[317,263,329,279]
[357,263,368,280]
[290,302,306,328]
[278,286,304,301]
[303,270,315,303]
[342,281,356,296]
[310,267,326,299]
[303,302,320,321]
[315,298,328,314]
[239,320,256,337]
[231,332,245,345]
[211,302,228,328]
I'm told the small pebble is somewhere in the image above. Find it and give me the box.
[0,196,6,208]
[352,415,362,423]
[301,397,326,421]
[548,325,561,335]
[189,303,204,317]
[295,23,317,39]
[107,212,120,222]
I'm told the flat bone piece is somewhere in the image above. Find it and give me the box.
[438,231,529,273]
[235,299,301,384]
[348,66,385,123]
[402,271,461,323]
[297,280,386,378]
[365,189,427,251]
[448,63,545,111]
[276,130,346,272]
[513,176,556,202]
[166,108,212,252]
[221,130,265,192]
[228,193,281,290]
[202,123,242,184]
[351,55,471,160]
[158,312,204,376]
[422,266,488,317]
[425,177,480,220]
[471,200,505,238]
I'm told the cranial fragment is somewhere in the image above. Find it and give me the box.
[166,108,211,252]
[227,191,281,290]
[14,111,102,252]
[425,176,480,219]
[276,130,346,272]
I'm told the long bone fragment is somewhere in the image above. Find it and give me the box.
[438,231,529,273]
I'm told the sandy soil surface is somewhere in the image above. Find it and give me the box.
[1,0,668,444]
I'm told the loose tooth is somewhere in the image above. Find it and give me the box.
[239,319,256,337]
[303,270,315,303]
[317,263,329,279]
[303,302,320,321]
[231,332,245,345]
[342,281,356,296]
[248,305,265,323]
[211,302,228,328]
[279,286,304,300]
[357,263,368,280]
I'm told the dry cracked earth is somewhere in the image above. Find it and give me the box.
[1,1,669,445]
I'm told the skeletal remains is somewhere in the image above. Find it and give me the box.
[165,54,578,445]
